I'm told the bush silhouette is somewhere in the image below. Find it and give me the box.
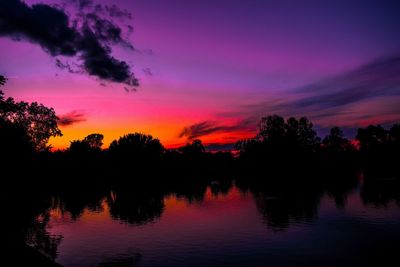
[179,139,205,156]
[108,133,164,162]
[68,133,104,156]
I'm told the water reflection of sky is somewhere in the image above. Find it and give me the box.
[32,184,400,267]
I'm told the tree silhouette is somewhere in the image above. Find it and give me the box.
[389,124,400,145]
[25,102,62,151]
[237,115,320,158]
[234,138,261,154]
[68,139,91,154]
[258,115,320,150]
[179,139,205,156]
[0,75,7,87]
[0,90,62,151]
[0,118,33,161]
[83,133,104,151]
[109,133,164,161]
[356,125,388,153]
[257,114,286,143]
[297,117,320,151]
[285,117,300,147]
[68,133,104,158]
[322,126,351,153]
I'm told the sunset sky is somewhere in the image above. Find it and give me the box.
[1,0,400,149]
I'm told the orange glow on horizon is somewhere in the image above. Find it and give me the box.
[49,120,254,150]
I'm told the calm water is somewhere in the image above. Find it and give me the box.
[27,181,400,267]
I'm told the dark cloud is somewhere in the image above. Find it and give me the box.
[0,0,138,87]
[58,110,86,126]
[78,27,135,84]
[179,119,255,140]
[70,0,93,10]
[0,0,78,56]
[55,58,82,74]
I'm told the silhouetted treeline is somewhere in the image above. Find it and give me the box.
[234,114,399,176]
[1,74,400,180]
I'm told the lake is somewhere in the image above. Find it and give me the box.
[26,177,400,267]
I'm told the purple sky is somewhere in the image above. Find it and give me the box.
[1,0,400,148]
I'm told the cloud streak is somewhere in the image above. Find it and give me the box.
[292,55,400,109]
[0,0,138,87]
[58,110,86,126]
[222,54,400,131]
[179,119,254,140]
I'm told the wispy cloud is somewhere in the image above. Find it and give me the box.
[58,110,86,126]
[179,119,254,140]
[292,55,400,109]
[222,54,400,131]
